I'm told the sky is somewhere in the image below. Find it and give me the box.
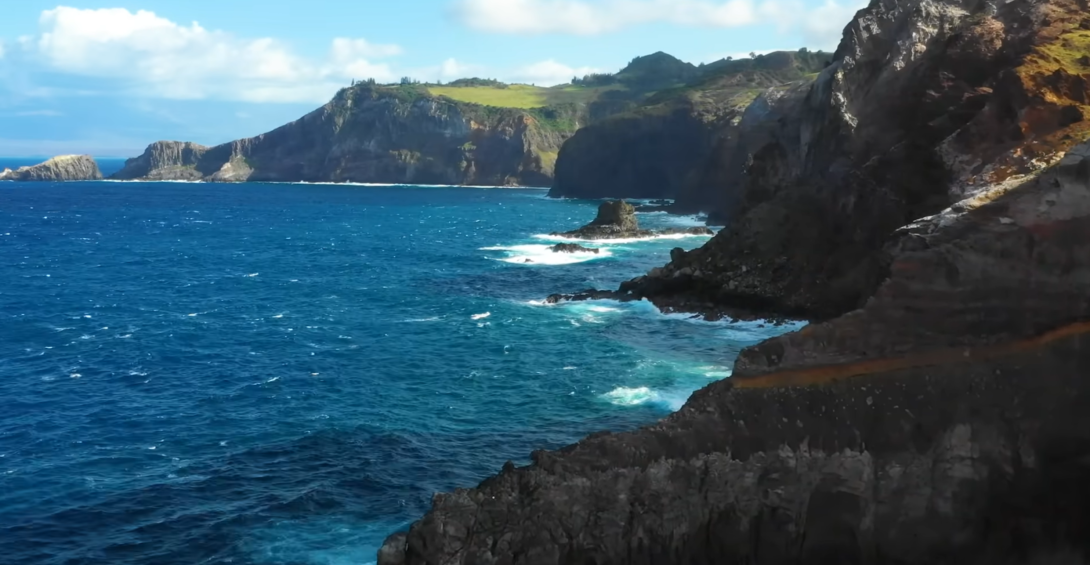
[0,0,867,157]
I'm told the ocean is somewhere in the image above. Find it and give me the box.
[0,176,802,564]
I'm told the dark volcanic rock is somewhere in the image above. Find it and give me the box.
[549,243,600,254]
[0,155,102,182]
[379,140,1090,565]
[551,200,716,241]
[551,200,650,240]
[618,0,1090,321]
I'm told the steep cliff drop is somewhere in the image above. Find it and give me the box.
[111,85,577,186]
[378,0,1090,563]
[0,155,103,182]
[547,50,830,207]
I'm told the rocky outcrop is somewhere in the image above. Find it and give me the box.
[549,243,600,254]
[551,200,714,240]
[0,155,102,182]
[378,134,1090,565]
[112,86,578,186]
[619,0,1090,321]
[378,0,1090,563]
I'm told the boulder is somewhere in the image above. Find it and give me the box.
[549,243,600,254]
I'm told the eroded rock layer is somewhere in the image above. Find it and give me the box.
[378,140,1090,565]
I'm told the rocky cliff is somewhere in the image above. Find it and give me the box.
[378,0,1090,563]
[622,0,1090,320]
[0,155,102,182]
[112,85,578,186]
[548,51,830,205]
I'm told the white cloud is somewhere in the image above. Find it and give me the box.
[15,110,63,117]
[510,59,600,86]
[29,7,404,103]
[454,0,759,34]
[453,0,865,46]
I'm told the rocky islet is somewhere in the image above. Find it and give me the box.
[0,155,102,182]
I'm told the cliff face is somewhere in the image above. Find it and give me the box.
[548,51,830,205]
[113,86,578,186]
[378,100,1090,565]
[0,155,102,182]
[378,0,1090,563]
[624,0,1090,320]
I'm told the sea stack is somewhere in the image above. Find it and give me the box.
[551,200,713,240]
[0,155,103,182]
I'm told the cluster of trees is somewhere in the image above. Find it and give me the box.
[446,77,508,88]
[571,73,618,87]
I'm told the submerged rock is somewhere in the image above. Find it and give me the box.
[0,155,102,182]
[549,243,600,254]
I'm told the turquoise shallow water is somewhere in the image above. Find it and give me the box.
[0,179,801,564]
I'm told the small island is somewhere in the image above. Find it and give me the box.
[0,155,103,182]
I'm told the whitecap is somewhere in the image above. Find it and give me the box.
[246,273,259,277]
[481,244,611,265]
[70,373,82,379]
[601,386,658,406]
[563,366,578,370]
[403,317,441,323]
[471,312,491,320]
[532,233,711,245]
[266,376,280,383]
[601,386,688,411]
[187,313,198,317]
[272,314,284,319]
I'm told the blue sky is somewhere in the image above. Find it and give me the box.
[0,0,865,157]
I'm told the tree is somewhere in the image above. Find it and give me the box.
[750,52,757,59]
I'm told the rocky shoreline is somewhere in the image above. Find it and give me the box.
[378,0,1090,562]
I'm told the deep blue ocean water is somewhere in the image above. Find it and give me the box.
[0,174,802,565]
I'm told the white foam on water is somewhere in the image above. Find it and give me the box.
[471,312,491,320]
[481,244,610,265]
[245,273,259,277]
[403,316,441,323]
[532,233,710,245]
[601,386,658,406]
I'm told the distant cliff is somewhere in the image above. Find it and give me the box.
[0,155,102,182]
[548,50,830,206]
[113,85,580,186]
